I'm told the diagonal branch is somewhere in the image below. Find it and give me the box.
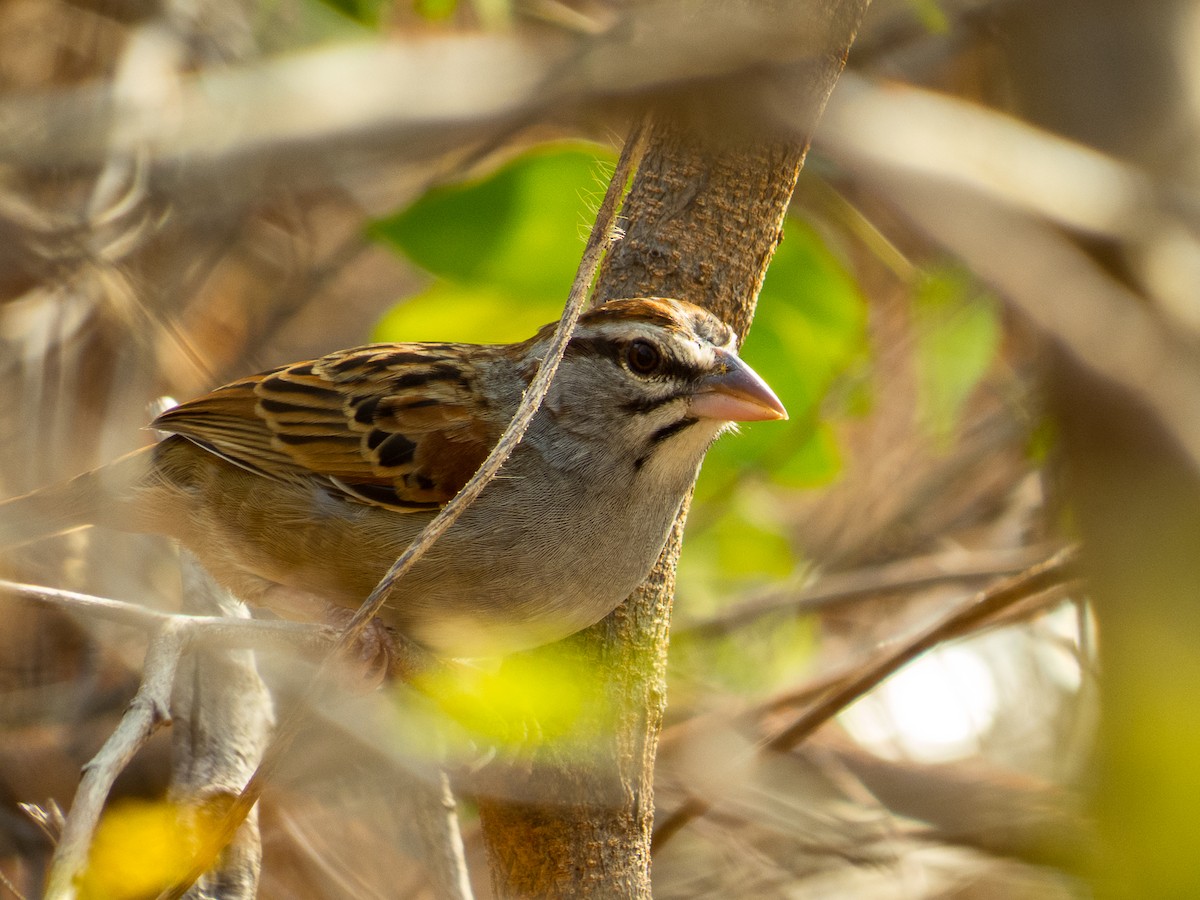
[44,622,190,899]
[651,546,1083,851]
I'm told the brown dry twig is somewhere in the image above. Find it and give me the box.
[1,579,332,654]
[676,544,1053,638]
[652,545,1082,851]
[43,621,189,898]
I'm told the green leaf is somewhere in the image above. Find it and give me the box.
[414,0,457,20]
[671,610,816,697]
[908,0,949,33]
[913,267,1001,442]
[370,144,615,298]
[754,218,867,422]
[677,494,799,612]
[695,218,866,495]
[311,0,387,27]
[772,421,843,488]
[372,281,563,344]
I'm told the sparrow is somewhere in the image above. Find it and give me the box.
[0,298,786,656]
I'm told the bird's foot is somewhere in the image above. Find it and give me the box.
[259,586,403,690]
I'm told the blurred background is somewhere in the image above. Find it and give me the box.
[2,0,1198,896]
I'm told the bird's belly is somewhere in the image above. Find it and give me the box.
[187,474,677,657]
[387,493,679,656]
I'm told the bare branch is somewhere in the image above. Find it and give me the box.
[169,557,273,900]
[761,546,1081,751]
[44,622,189,899]
[652,547,1083,851]
[0,578,335,656]
[818,73,1200,471]
[0,2,831,177]
[676,544,1057,638]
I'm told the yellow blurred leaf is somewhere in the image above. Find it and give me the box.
[79,799,224,900]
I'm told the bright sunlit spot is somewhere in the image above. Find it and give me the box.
[840,603,1092,765]
[840,643,1000,763]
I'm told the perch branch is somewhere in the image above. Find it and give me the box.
[167,556,274,899]
[44,622,190,899]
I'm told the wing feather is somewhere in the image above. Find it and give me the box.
[153,345,500,511]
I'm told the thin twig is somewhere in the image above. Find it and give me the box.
[0,578,336,655]
[761,548,1081,752]
[44,622,190,899]
[651,546,1082,852]
[675,544,1056,638]
[0,866,29,900]
[414,771,474,900]
[160,118,652,898]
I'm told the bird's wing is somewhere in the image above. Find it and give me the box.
[152,345,500,511]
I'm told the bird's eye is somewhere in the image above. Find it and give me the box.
[626,339,662,376]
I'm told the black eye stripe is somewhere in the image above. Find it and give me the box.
[563,336,621,364]
[565,336,706,382]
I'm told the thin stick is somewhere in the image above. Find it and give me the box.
[0,865,29,900]
[676,544,1056,638]
[44,622,190,898]
[761,547,1080,752]
[160,118,651,898]
[651,546,1082,851]
[0,578,335,655]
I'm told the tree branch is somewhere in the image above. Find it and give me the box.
[474,3,874,894]
[44,622,189,899]
[651,546,1082,850]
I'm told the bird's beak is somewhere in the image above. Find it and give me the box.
[691,349,788,422]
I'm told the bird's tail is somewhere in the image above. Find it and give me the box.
[0,447,156,551]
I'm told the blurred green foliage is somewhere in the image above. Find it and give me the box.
[319,0,382,25]
[414,0,458,20]
[81,800,221,900]
[415,647,599,751]
[908,0,949,34]
[306,0,388,29]
[695,216,867,500]
[371,144,611,343]
[912,266,1001,443]
[265,0,384,49]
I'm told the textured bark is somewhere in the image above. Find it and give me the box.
[172,558,273,900]
[474,3,871,896]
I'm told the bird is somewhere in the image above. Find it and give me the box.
[0,298,786,657]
